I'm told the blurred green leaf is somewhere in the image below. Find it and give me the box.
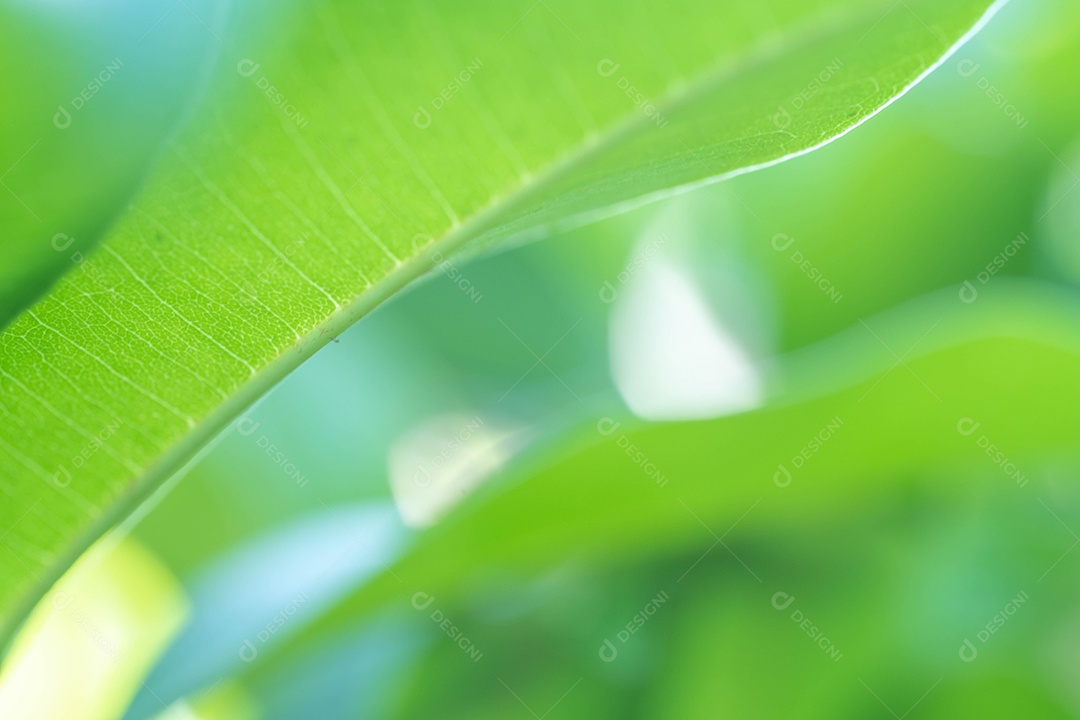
[120,1,1080,703]
[0,0,228,324]
[258,281,1080,675]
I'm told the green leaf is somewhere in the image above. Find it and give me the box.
[255,281,1080,677]
[0,0,1003,651]
[0,0,223,324]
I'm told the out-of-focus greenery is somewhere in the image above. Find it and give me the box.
[0,0,1001,650]
[2,0,1080,718]
[0,0,222,321]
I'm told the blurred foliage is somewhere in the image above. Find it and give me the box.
[0,0,995,646]
[3,0,1080,718]
[0,0,225,322]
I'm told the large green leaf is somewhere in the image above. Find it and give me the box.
[0,0,1003,651]
[252,280,1080,680]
